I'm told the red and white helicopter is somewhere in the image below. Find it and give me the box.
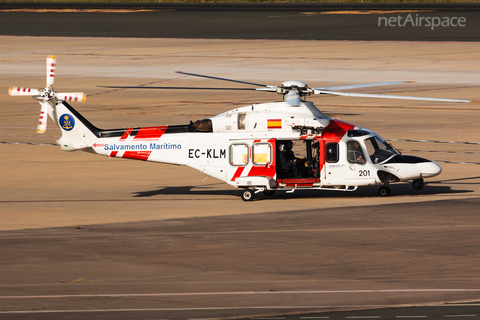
[9,56,478,201]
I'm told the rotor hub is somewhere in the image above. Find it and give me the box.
[278,80,313,97]
[281,80,308,88]
[39,86,55,101]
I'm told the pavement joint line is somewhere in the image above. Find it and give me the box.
[0,141,57,146]
[435,161,480,165]
[443,305,480,307]
[387,139,480,145]
[0,306,381,314]
[2,289,480,299]
[400,150,480,155]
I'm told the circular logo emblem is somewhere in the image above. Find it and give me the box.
[60,114,75,131]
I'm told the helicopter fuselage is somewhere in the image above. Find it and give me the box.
[53,100,441,200]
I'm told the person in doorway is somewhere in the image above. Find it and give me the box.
[279,143,299,177]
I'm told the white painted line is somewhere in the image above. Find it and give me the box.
[387,139,480,145]
[441,305,480,307]
[444,316,476,318]
[0,306,340,314]
[2,288,480,299]
[301,317,330,319]
[346,317,381,319]
[435,161,480,165]
[396,316,428,318]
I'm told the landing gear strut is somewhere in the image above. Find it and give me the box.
[378,185,391,197]
[412,179,424,191]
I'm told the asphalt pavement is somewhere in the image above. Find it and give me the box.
[1,4,480,320]
[0,2,479,41]
[1,198,480,320]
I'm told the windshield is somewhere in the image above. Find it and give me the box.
[364,136,398,164]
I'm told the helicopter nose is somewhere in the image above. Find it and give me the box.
[418,161,442,178]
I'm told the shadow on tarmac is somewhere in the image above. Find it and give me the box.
[132,182,472,199]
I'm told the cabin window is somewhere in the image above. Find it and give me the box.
[191,119,213,132]
[347,141,366,164]
[252,143,272,165]
[237,112,246,130]
[230,144,249,166]
[325,142,339,163]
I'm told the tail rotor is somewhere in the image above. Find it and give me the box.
[8,55,86,134]
[36,102,48,134]
[46,55,56,87]
[8,87,40,96]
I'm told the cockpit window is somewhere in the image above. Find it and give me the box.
[326,143,339,163]
[365,136,398,164]
[347,141,365,164]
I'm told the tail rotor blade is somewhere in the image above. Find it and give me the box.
[36,103,48,134]
[46,55,56,87]
[9,87,39,96]
[57,92,86,103]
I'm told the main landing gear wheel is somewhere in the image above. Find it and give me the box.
[241,189,255,201]
[378,185,391,197]
[412,179,424,191]
[263,190,275,196]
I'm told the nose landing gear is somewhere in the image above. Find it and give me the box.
[412,179,424,191]
[378,185,391,197]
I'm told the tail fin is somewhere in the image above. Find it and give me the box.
[51,101,100,151]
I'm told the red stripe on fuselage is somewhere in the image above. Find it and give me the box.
[119,128,133,141]
[230,166,245,181]
[247,165,276,179]
[133,126,168,141]
[323,119,355,140]
[123,151,152,161]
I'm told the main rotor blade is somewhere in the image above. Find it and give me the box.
[315,81,415,91]
[314,89,479,103]
[176,71,270,88]
[96,85,262,91]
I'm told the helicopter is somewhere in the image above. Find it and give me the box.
[9,56,478,201]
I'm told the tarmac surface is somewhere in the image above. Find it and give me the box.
[1,2,480,41]
[1,18,480,320]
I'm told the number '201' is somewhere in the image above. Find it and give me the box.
[359,170,370,177]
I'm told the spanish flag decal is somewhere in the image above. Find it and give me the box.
[267,119,282,129]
